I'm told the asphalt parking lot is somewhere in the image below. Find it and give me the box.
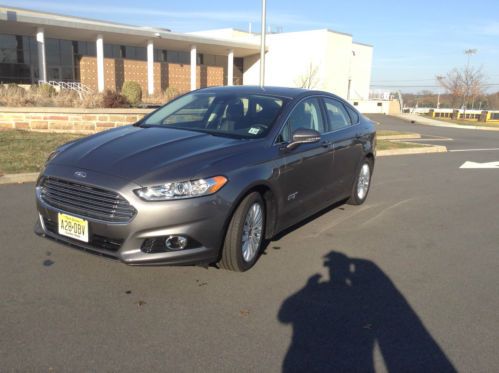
[1,115,498,372]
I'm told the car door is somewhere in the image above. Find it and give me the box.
[322,97,363,198]
[275,97,334,229]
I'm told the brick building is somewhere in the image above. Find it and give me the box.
[0,6,373,100]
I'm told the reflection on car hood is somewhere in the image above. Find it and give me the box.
[51,126,250,185]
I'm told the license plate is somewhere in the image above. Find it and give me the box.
[58,213,89,242]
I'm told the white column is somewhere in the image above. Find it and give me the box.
[227,49,234,86]
[147,40,154,95]
[190,45,197,91]
[36,28,46,83]
[96,34,105,93]
[259,0,267,87]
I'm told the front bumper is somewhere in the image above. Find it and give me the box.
[34,168,231,266]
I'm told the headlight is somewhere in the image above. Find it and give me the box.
[135,176,228,201]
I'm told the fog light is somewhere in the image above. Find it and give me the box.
[165,235,188,250]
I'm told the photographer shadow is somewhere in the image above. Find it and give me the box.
[278,251,456,372]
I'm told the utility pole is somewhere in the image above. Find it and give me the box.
[259,0,266,87]
[436,75,444,109]
[463,49,477,116]
[465,48,477,68]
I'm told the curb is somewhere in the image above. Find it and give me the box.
[0,172,39,185]
[396,114,499,132]
[378,133,421,140]
[378,144,447,157]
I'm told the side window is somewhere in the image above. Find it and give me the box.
[277,98,325,143]
[345,105,360,124]
[324,98,352,131]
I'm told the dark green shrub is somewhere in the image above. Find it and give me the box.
[121,81,142,106]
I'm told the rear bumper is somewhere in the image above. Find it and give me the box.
[34,176,230,266]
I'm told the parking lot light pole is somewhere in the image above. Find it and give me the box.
[259,0,266,87]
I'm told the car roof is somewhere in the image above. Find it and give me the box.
[197,85,322,99]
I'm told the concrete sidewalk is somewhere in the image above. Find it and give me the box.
[0,172,38,185]
[396,114,499,131]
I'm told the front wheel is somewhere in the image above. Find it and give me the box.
[347,158,373,205]
[219,192,265,272]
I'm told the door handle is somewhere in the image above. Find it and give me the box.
[321,140,330,148]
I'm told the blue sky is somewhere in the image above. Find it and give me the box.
[7,0,499,92]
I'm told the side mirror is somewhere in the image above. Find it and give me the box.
[286,128,321,151]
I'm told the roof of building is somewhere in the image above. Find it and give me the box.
[0,5,262,57]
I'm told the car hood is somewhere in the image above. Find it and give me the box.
[52,126,253,185]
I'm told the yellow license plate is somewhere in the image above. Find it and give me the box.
[58,213,89,242]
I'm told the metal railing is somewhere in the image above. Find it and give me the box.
[369,90,394,101]
[39,81,93,97]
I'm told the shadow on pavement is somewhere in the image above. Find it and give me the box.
[278,251,456,372]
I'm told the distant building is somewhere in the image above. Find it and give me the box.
[191,29,373,101]
[0,6,372,100]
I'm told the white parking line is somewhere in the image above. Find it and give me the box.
[449,148,499,153]
[402,138,454,142]
[460,161,499,169]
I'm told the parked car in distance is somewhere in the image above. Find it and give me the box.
[34,86,376,272]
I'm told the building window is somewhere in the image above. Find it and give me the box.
[104,44,120,59]
[0,34,38,83]
[154,49,169,62]
[235,57,244,72]
[167,51,190,64]
[72,41,96,57]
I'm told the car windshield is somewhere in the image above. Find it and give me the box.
[143,92,288,138]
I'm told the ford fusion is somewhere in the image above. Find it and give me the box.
[35,86,376,272]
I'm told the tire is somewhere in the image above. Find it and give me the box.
[219,192,265,272]
[347,158,373,205]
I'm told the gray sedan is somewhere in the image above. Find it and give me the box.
[35,86,376,271]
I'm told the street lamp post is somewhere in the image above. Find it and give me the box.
[463,49,477,113]
[259,0,266,87]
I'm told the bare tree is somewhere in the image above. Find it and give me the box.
[436,66,485,109]
[437,71,462,108]
[296,63,319,89]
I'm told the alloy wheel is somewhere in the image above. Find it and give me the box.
[241,202,264,263]
[357,163,370,200]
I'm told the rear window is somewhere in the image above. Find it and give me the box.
[345,105,360,124]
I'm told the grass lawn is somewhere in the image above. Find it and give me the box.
[0,130,84,174]
[424,116,499,128]
[377,139,427,151]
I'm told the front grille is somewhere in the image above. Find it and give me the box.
[40,177,136,223]
[43,217,123,252]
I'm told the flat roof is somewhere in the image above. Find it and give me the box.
[0,5,262,57]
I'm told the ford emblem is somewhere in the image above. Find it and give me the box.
[74,171,87,178]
